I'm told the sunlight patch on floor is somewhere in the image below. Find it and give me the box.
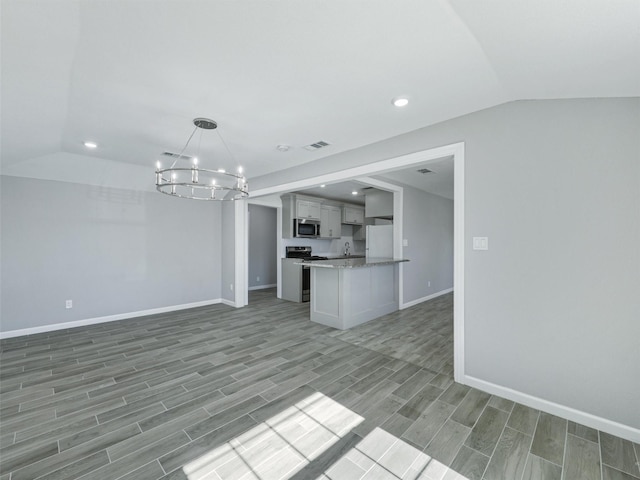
[182,392,364,479]
[322,427,469,480]
[181,392,469,480]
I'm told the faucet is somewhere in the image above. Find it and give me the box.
[344,241,351,256]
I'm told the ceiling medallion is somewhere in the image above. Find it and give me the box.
[155,118,248,201]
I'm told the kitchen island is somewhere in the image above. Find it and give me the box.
[298,257,409,330]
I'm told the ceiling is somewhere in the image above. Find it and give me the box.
[294,154,455,203]
[296,181,370,205]
[379,156,454,200]
[1,1,638,189]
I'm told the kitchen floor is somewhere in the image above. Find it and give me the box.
[1,290,637,480]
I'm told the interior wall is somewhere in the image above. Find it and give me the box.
[250,98,640,430]
[220,201,236,303]
[401,185,454,302]
[0,176,222,333]
[248,204,277,288]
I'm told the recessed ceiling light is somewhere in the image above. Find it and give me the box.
[276,144,290,152]
[84,141,98,149]
[352,191,358,195]
[392,97,409,107]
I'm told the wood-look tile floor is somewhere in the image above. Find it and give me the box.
[1,290,638,480]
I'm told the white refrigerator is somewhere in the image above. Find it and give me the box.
[366,225,394,258]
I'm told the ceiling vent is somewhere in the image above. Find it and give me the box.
[162,151,194,161]
[417,168,434,174]
[304,140,330,151]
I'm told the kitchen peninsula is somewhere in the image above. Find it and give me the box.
[299,257,408,330]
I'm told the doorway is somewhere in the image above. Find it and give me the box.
[247,204,278,303]
[241,142,465,382]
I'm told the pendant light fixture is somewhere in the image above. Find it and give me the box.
[155,118,248,201]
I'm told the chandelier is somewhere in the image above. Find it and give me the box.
[155,118,249,201]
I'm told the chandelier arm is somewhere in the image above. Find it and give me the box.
[169,124,199,169]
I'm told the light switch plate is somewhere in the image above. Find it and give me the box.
[473,237,489,250]
[402,239,408,247]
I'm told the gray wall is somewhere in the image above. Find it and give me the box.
[251,98,640,429]
[220,201,236,302]
[248,205,277,288]
[0,176,222,332]
[401,186,454,302]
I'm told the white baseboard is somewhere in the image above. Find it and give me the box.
[0,298,227,339]
[400,287,453,310]
[463,375,640,443]
[248,284,277,291]
[220,298,237,308]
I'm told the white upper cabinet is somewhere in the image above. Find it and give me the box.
[296,199,321,220]
[342,205,364,225]
[320,205,342,238]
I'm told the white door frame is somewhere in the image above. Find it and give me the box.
[241,142,465,382]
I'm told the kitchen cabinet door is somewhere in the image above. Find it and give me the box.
[342,206,364,225]
[321,205,342,238]
[297,200,321,220]
[329,206,342,237]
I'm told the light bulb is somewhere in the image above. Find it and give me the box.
[156,161,161,170]
[392,97,409,107]
[237,166,243,174]
[193,157,199,165]
[218,168,226,173]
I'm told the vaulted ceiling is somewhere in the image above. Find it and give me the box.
[2,0,638,191]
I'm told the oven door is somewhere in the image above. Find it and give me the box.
[301,265,310,302]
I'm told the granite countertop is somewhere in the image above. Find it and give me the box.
[295,257,409,269]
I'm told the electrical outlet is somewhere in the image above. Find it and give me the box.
[473,237,489,250]
[257,276,260,282]
[65,299,73,309]
[229,283,233,291]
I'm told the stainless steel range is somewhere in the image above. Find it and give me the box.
[284,246,328,302]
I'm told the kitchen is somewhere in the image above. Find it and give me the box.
[250,182,409,329]
[247,158,455,325]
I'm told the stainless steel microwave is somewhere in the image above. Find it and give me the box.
[293,218,321,238]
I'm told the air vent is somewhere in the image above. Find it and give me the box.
[303,140,330,151]
[162,151,194,161]
[417,168,434,174]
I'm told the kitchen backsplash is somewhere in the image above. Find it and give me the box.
[281,225,364,257]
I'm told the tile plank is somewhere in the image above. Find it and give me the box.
[521,454,562,480]
[600,431,640,477]
[530,412,567,466]
[450,389,491,428]
[563,433,601,480]
[463,406,509,456]
[482,426,532,480]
